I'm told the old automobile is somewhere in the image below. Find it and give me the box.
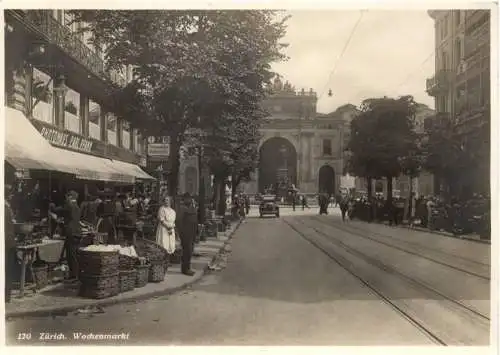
[259,194,280,218]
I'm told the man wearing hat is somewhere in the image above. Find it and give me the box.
[177,193,198,276]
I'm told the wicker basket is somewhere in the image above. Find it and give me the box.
[135,264,149,288]
[148,259,166,283]
[79,273,120,299]
[119,254,138,270]
[135,238,168,263]
[32,264,49,289]
[78,249,119,277]
[119,269,137,293]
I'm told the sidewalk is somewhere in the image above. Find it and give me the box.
[5,219,243,319]
[395,222,490,244]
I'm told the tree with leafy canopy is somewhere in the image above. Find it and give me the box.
[345,95,418,206]
[421,113,486,199]
[69,10,288,197]
[201,108,264,215]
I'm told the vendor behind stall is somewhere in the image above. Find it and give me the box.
[51,191,81,280]
[96,188,118,244]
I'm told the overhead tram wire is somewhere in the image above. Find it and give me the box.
[344,34,453,108]
[318,9,367,101]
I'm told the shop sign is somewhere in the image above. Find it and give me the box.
[40,127,93,153]
[148,143,170,157]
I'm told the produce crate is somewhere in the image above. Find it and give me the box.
[135,264,149,288]
[119,269,137,293]
[148,259,167,283]
[78,249,119,277]
[119,254,138,270]
[135,238,168,263]
[79,273,120,299]
[32,263,49,289]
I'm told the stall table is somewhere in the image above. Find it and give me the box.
[16,239,65,298]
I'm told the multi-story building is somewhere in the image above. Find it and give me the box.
[4,10,153,197]
[426,9,490,195]
[240,77,359,196]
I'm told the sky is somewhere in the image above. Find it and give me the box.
[271,10,437,113]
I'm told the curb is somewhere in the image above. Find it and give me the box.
[396,224,491,245]
[6,219,244,320]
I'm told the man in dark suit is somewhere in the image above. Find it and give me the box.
[177,193,198,276]
[53,191,81,280]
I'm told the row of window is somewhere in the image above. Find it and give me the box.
[31,67,145,154]
[439,11,463,41]
[50,10,133,83]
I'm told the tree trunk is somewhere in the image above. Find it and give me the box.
[366,177,373,202]
[217,177,227,216]
[406,176,413,221]
[386,176,393,205]
[231,174,237,199]
[367,176,373,222]
[166,135,181,200]
[198,151,206,225]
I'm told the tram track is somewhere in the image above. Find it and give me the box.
[283,217,490,346]
[310,216,490,280]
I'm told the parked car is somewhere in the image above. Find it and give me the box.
[259,195,280,218]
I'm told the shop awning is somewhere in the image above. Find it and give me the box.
[4,107,74,174]
[54,148,135,184]
[106,160,156,181]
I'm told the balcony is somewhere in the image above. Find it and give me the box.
[19,10,126,88]
[426,70,452,96]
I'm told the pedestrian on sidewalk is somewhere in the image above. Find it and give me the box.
[178,193,198,276]
[155,196,176,262]
[340,196,348,221]
[244,195,250,215]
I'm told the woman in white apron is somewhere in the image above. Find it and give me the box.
[156,196,176,255]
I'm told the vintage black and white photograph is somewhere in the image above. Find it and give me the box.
[3,2,495,347]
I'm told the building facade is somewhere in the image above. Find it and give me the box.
[426,9,490,195]
[240,77,359,195]
[5,10,152,192]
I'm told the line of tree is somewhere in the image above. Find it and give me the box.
[69,10,289,210]
[345,95,489,208]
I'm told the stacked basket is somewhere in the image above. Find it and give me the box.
[78,248,120,299]
[119,254,137,293]
[135,239,168,283]
[135,257,149,288]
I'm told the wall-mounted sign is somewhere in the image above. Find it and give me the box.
[40,127,93,153]
[31,119,143,166]
[148,143,170,157]
[148,136,170,144]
